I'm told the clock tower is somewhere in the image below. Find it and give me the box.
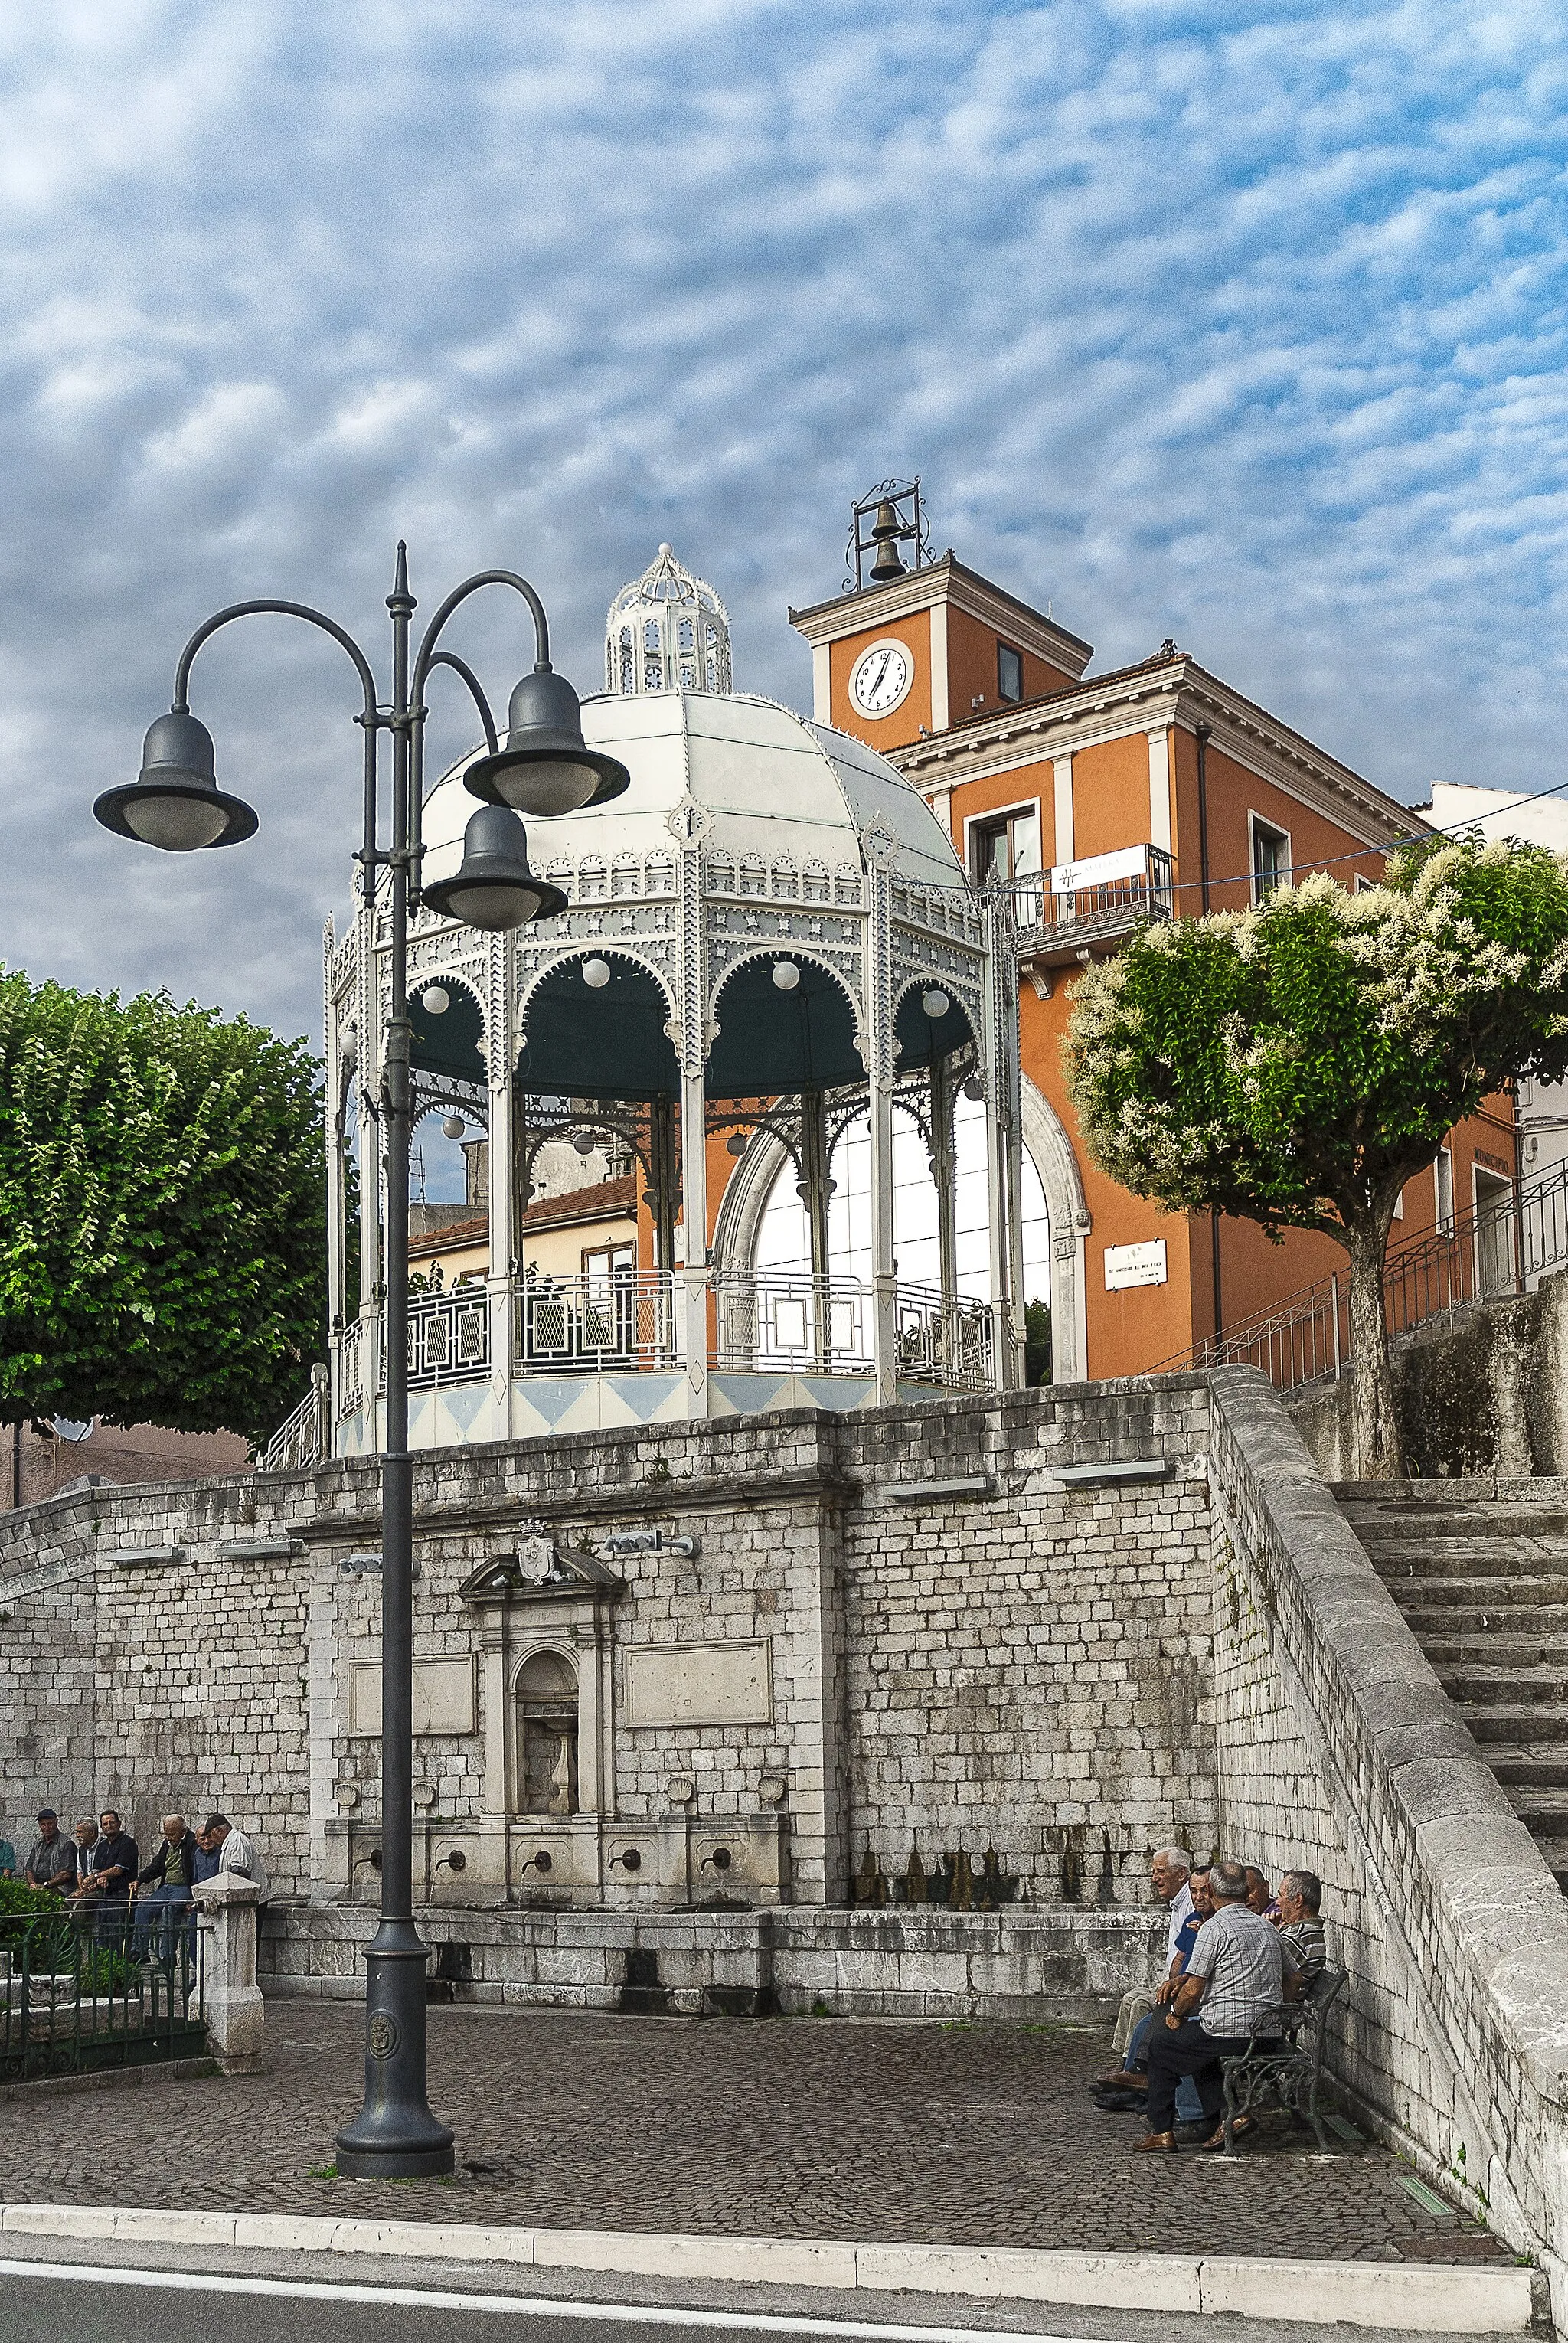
[789,481,1093,754]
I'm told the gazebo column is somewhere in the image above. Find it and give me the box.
[678,1061,710,1418]
[800,1088,832,1370]
[868,1070,898,1405]
[487,1068,517,1433]
[981,902,1021,1390]
[929,1050,959,1315]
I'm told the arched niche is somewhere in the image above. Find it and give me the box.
[518,953,679,1101]
[890,976,975,1072]
[409,974,488,1087]
[512,1647,580,1818]
[707,954,861,1098]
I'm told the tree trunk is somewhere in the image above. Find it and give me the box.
[1344,1211,1405,1481]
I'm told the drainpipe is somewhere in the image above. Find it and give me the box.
[1194,721,1221,1344]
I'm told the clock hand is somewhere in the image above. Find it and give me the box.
[864,651,890,698]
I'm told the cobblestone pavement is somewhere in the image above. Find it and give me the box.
[2,2005,1503,2264]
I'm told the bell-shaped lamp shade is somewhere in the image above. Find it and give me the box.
[421,802,569,932]
[462,668,629,817]
[93,711,259,853]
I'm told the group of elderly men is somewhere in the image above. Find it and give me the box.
[5,1805,270,1958]
[1097,1845,1328,2152]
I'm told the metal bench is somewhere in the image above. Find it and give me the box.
[1215,1965,1348,2153]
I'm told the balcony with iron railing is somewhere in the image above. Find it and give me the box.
[995,844,1174,967]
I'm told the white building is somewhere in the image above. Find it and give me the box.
[1421,783,1568,1195]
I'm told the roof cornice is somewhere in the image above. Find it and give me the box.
[893,658,1429,850]
[788,553,1093,678]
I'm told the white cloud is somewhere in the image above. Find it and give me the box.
[0,0,1565,1044]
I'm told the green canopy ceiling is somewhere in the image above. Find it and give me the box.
[408,953,975,1102]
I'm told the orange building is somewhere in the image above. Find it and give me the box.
[790,515,1516,1384]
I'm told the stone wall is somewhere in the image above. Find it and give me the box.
[1291,1265,1568,1481]
[1,1380,1217,1914]
[1208,1365,1568,2312]
[261,1902,1164,2024]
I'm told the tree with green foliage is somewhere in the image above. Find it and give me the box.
[0,971,328,1446]
[1065,838,1568,1479]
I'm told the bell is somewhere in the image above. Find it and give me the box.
[868,499,907,584]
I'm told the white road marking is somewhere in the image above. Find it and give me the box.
[0,2259,1106,2341]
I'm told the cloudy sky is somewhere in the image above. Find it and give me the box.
[2,0,1565,1056]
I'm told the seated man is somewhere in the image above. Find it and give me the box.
[1275,1868,1327,1995]
[1109,1845,1194,2060]
[1134,1858,1283,2152]
[132,1813,200,1963]
[1096,1867,1210,2107]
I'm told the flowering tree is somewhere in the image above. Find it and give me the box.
[0,971,327,1445]
[1065,838,1568,1478]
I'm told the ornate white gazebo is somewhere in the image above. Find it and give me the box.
[319,557,1024,1459]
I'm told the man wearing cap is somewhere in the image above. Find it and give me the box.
[24,1809,76,1893]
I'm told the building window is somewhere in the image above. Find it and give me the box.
[1435,1146,1454,1235]
[998,642,1024,704]
[1250,815,1291,901]
[970,806,1041,887]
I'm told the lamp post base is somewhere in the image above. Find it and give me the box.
[335,1922,455,2179]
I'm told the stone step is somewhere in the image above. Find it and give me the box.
[1367,1561,1568,1596]
[1502,1785,1568,1829]
[1437,1666,1568,1704]
[1341,1508,1568,1542]
[1485,1748,1568,1789]
[1422,1632,1568,1664]
[1361,1541,1568,1577]
[1457,1704,1568,1745]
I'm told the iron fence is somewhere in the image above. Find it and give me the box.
[0,1903,206,2083]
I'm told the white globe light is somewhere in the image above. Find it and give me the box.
[962,1075,985,1103]
[491,761,600,817]
[726,1132,748,1158]
[773,960,801,992]
[583,958,612,989]
[420,985,450,1015]
[573,1131,596,1156]
[340,1024,358,1064]
[922,988,951,1020]
[122,790,230,851]
[442,1114,466,1141]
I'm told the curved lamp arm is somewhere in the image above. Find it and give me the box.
[172,598,380,724]
[423,649,500,754]
[407,570,550,881]
[168,598,382,897]
[410,569,551,704]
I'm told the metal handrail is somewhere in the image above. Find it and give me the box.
[1169,1156,1568,1394]
[710,1270,871,1374]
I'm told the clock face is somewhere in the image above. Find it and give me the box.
[850,639,913,719]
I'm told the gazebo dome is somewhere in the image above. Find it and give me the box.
[606,544,732,696]
[417,691,971,1100]
[422,689,963,899]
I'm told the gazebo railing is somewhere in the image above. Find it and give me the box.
[409,1286,490,1387]
[893,1283,999,1392]
[710,1272,873,1376]
[517,1270,676,1372]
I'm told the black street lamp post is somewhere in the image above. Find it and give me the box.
[95,546,627,2178]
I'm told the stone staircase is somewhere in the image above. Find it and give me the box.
[1334,1479,1568,1892]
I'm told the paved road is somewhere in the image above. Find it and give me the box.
[0,2261,1492,2343]
[0,2003,1502,2264]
